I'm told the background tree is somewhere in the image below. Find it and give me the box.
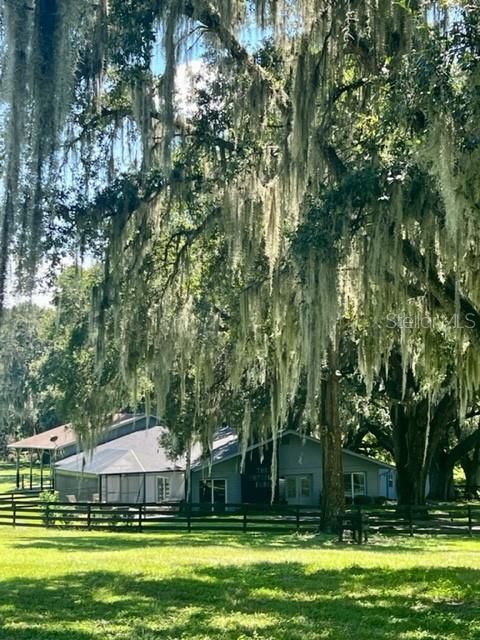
[0,304,53,454]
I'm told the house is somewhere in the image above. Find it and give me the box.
[54,426,190,502]
[53,420,396,504]
[190,427,397,506]
[8,413,158,490]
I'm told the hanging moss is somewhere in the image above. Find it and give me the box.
[1,0,478,478]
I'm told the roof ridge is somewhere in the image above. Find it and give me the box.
[128,449,146,472]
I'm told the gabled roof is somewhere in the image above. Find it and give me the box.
[191,428,395,471]
[56,426,185,475]
[340,448,395,469]
[8,413,150,452]
[8,423,76,451]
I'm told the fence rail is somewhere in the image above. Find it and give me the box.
[0,499,325,532]
[0,494,479,536]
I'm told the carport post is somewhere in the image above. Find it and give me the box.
[40,450,44,490]
[15,450,20,488]
[29,449,33,490]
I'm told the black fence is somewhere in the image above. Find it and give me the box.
[0,499,323,533]
[0,495,479,537]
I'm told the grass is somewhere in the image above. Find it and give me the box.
[0,463,50,493]
[0,527,479,640]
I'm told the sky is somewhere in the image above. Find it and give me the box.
[5,13,267,310]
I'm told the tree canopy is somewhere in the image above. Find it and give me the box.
[1,1,480,509]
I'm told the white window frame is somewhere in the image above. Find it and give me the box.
[156,475,171,503]
[286,477,297,500]
[285,474,313,501]
[200,478,228,504]
[344,472,366,498]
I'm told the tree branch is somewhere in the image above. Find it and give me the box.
[401,239,480,347]
[182,0,290,112]
[447,425,480,466]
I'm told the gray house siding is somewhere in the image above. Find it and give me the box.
[56,471,99,502]
[56,425,396,505]
[343,455,381,497]
[342,454,397,500]
[278,435,323,505]
[190,457,242,504]
[190,433,395,506]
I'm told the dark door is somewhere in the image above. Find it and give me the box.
[200,479,226,507]
[241,444,278,503]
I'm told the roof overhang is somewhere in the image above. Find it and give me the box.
[191,429,396,471]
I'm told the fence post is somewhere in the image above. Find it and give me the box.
[138,505,143,532]
[45,503,50,528]
[467,504,473,537]
[187,503,192,533]
[296,506,300,533]
[243,505,247,533]
[87,503,92,530]
[12,501,16,527]
[408,505,414,537]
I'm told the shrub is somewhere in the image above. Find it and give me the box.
[353,494,374,506]
[38,491,59,526]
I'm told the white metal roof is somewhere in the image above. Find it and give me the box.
[56,426,185,475]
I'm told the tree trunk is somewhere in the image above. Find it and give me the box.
[320,339,344,531]
[395,460,428,505]
[391,402,429,506]
[461,443,480,499]
[428,449,454,501]
[385,351,456,506]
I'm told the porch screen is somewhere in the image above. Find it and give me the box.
[157,476,171,502]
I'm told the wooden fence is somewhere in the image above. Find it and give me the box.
[0,499,323,533]
[0,494,479,536]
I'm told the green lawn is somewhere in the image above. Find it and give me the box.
[0,463,50,493]
[0,463,19,493]
[0,527,479,640]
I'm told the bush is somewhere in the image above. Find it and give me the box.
[38,491,59,526]
[353,494,374,506]
[59,505,76,527]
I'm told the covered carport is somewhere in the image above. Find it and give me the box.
[7,424,77,490]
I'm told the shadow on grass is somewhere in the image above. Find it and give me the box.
[0,560,479,639]
[10,528,470,554]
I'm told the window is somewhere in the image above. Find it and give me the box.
[300,477,311,498]
[287,477,297,499]
[285,475,312,502]
[199,479,226,504]
[157,476,171,502]
[344,472,366,498]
